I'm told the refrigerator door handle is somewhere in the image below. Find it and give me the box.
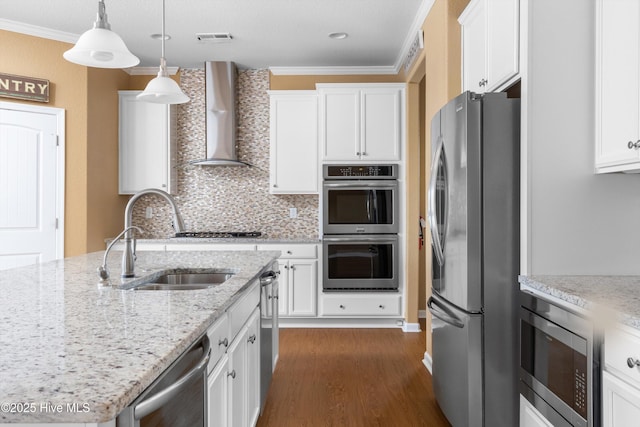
[427,136,446,266]
[427,296,464,329]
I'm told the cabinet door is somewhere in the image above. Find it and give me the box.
[361,88,401,161]
[207,354,229,427]
[486,0,519,91]
[519,395,554,427]
[277,260,289,316]
[269,92,318,194]
[246,310,261,427]
[603,370,640,427]
[118,91,175,194]
[288,259,317,317]
[595,0,640,172]
[227,325,247,427]
[321,90,360,161]
[460,0,487,93]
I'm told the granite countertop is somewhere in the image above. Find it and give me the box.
[0,249,279,424]
[519,275,640,330]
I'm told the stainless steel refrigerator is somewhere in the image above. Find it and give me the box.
[427,91,520,427]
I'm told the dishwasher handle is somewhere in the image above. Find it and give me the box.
[134,335,211,420]
[260,270,279,286]
[427,296,465,329]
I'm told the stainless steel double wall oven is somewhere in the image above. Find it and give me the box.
[322,165,399,292]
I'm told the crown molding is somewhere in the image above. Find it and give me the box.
[395,0,434,73]
[269,65,399,76]
[0,19,77,44]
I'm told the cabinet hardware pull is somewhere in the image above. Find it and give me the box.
[339,304,345,309]
[356,152,361,156]
[362,152,367,156]
[228,370,236,379]
[218,338,229,347]
[379,305,385,309]
[478,78,488,87]
[273,184,278,188]
[627,357,640,368]
[628,140,640,150]
[287,250,292,254]
[248,334,257,344]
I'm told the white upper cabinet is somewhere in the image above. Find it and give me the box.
[317,84,404,162]
[118,91,176,194]
[595,0,640,173]
[268,91,319,193]
[459,0,520,93]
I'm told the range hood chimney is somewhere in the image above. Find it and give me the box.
[190,61,249,166]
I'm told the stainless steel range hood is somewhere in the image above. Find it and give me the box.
[190,61,250,166]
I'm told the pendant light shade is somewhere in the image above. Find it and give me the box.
[63,0,139,69]
[137,0,189,104]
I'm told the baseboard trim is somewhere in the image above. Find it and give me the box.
[402,322,421,333]
[422,351,433,374]
[278,317,403,328]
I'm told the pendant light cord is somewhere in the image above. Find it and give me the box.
[161,0,166,59]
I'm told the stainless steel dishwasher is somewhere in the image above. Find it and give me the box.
[116,335,211,427]
[260,266,279,412]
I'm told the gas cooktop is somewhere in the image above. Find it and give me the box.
[174,231,262,238]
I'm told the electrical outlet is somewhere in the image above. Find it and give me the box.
[145,207,153,219]
[289,207,297,218]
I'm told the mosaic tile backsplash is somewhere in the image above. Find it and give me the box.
[131,69,319,240]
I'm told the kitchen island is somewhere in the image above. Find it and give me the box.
[0,249,279,424]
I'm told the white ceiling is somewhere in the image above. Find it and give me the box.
[0,0,429,73]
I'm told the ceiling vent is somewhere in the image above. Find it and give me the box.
[196,33,233,42]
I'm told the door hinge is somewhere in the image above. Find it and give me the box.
[56,135,60,146]
[55,218,59,229]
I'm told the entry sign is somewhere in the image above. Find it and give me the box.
[0,73,50,103]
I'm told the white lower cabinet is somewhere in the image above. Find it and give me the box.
[603,370,640,426]
[519,395,554,427]
[207,282,260,427]
[256,244,318,318]
[603,325,640,427]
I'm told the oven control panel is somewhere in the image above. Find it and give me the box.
[324,164,397,179]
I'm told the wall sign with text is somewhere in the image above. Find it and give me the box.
[0,73,50,103]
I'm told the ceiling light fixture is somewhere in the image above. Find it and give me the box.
[63,0,140,68]
[137,0,190,104]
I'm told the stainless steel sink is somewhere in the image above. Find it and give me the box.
[129,271,235,291]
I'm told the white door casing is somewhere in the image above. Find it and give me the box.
[0,102,64,270]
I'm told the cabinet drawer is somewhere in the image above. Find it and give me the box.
[207,313,229,372]
[322,294,401,316]
[228,281,260,339]
[605,325,640,388]
[257,244,317,259]
[165,243,257,251]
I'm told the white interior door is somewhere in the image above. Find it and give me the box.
[0,103,64,270]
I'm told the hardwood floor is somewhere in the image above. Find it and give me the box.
[257,327,451,427]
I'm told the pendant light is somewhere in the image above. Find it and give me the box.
[137,0,190,104]
[63,0,139,69]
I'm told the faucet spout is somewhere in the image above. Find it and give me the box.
[122,188,185,278]
[98,226,143,283]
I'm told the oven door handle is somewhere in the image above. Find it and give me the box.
[323,235,398,243]
[428,296,464,328]
[133,335,211,420]
[323,181,397,188]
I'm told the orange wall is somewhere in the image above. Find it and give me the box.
[0,30,132,256]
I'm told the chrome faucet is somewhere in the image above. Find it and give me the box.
[121,188,186,278]
[98,226,143,283]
